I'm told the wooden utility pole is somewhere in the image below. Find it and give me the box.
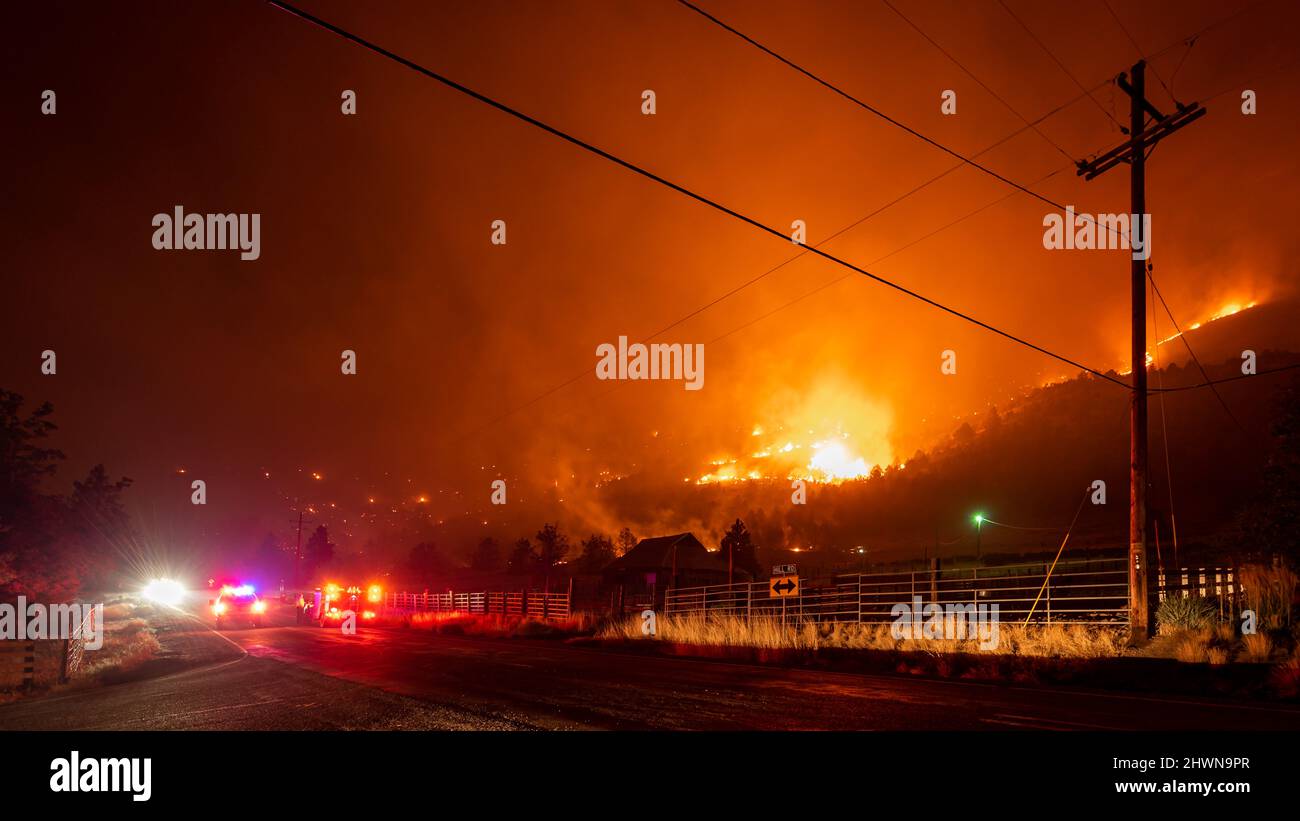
[1077,61,1205,641]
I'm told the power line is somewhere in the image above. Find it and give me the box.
[1102,0,1180,106]
[473,45,1300,438]
[1145,264,1249,436]
[267,0,1131,392]
[674,0,1243,415]
[471,86,1108,434]
[996,0,1127,132]
[675,0,1085,220]
[880,0,1078,162]
[529,165,1076,432]
[678,0,1278,243]
[1151,362,1300,394]
[980,518,1062,532]
[1148,277,1180,563]
[593,4,1292,417]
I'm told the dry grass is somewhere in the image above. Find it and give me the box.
[1172,630,1211,663]
[102,602,136,620]
[77,618,160,679]
[1271,654,1300,698]
[1238,563,1297,630]
[1241,632,1274,663]
[598,614,1127,658]
[401,611,600,638]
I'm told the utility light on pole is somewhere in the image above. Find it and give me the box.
[973,513,984,563]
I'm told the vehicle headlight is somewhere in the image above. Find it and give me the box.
[143,578,186,607]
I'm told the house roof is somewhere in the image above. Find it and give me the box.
[604,533,729,574]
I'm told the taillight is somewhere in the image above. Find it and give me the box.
[252,600,267,614]
[213,602,226,615]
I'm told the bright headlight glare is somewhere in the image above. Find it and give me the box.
[143,578,185,606]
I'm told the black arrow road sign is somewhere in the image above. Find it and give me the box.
[769,575,799,597]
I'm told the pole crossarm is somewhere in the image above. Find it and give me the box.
[1076,102,1207,180]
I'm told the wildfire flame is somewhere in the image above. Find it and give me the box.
[695,377,892,485]
[1118,300,1262,375]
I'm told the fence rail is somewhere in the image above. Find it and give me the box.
[383,589,571,620]
[665,559,1132,625]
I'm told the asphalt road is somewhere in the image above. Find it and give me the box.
[3,605,1300,730]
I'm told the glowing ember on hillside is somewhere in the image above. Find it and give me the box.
[1155,300,1260,347]
[1120,300,1264,374]
[695,378,893,485]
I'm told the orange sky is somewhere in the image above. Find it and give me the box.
[4,0,1299,554]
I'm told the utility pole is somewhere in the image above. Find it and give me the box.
[1077,61,1205,641]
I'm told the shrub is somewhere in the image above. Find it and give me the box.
[1157,596,1218,633]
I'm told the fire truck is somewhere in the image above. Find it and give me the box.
[312,582,383,626]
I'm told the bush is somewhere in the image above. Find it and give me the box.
[1157,596,1218,633]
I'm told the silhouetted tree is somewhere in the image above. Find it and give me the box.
[616,527,637,557]
[0,392,132,599]
[721,518,760,579]
[254,532,289,581]
[575,533,615,572]
[303,525,335,579]
[471,537,502,571]
[535,523,569,568]
[507,538,536,573]
[406,541,443,585]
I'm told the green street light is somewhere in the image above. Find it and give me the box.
[972,513,985,562]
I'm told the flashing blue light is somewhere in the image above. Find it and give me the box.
[232,584,255,596]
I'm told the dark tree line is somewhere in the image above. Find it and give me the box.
[0,391,134,600]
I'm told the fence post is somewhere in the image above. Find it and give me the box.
[21,642,36,691]
[930,558,939,607]
[858,574,863,624]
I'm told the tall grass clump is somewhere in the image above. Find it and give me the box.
[1238,563,1297,630]
[1156,596,1218,633]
